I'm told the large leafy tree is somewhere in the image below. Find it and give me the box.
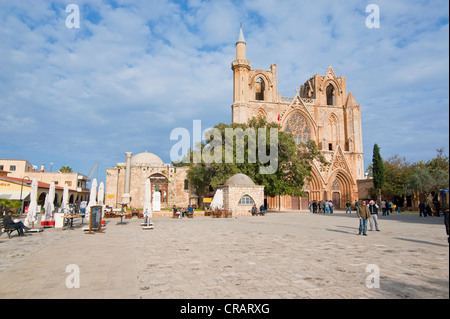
[179,117,329,204]
[380,155,413,202]
[406,149,449,202]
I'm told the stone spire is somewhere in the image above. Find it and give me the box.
[237,24,246,44]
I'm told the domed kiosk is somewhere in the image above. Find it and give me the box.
[218,173,265,217]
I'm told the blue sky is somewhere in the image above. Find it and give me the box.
[1,0,448,186]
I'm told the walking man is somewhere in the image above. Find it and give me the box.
[381,200,387,216]
[324,200,330,214]
[419,201,426,217]
[357,201,371,236]
[345,201,351,214]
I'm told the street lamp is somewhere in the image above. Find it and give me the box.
[19,176,30,217]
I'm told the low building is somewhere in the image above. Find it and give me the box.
[0,175,73,209]
[0,159,90,203]
[218,173,265,217]
[105,151,196,209]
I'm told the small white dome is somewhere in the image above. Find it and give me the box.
[131,152,164,166]
[225,173,255,186]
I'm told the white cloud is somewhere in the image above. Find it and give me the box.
[0,0,448,181]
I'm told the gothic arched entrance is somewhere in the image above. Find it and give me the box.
[149,173,168,204]
[329,170,353,210]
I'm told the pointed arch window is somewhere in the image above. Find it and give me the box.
[238,195,255,205]
[255,77,265,101]
[326,84,335,106]
[284,113,311,144]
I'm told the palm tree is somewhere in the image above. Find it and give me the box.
[59,166,72,173]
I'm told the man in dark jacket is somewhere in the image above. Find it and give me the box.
[419,201,426,217]
[3,210,29,236]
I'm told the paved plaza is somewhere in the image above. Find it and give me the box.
[0,211,448,299]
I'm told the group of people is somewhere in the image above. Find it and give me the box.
[356,200,381,236]
[379,200,399,215]
[251,204,266,216]
[309,200,335,214]
[418,200,441,217]
[172,205,194,219]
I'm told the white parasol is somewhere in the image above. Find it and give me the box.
[44,182,55,220]
[86,178,97,219]
[210,189,224,210]
[143,179,152,221]
[97,182,104,206]
[61,183,69,214]
[25,178,38,227]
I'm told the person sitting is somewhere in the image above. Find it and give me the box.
[251,205,258,216]
[259,204,266,216]
[187,205,194,217]
[3,210,30,236]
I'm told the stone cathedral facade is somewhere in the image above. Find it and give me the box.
[105,27,365,212]
[231,27,364,210]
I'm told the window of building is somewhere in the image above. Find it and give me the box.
[9,165,16,171]
[65,181,72,186]
[329,143,333,151]
[326,84,335,106]
[184,179,189,190]
[238,195,255,205]
[0,165,3,171]
[284,113,311,144]
[255,77,265,101]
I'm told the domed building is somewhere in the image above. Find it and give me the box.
[218,173,265,217]
[105,151,196,210]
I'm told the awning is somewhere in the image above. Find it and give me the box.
[0,191,31,201]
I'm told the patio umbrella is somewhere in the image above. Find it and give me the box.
[61,183,69,214]
[25,178,38,227]
[210,189,224,210]
[97,182,104,206]
[86,178,97,219]
[143,178,152,224]
[44,182,55,220]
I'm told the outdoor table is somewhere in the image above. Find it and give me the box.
[64,214,80,229]
[116,213,127,225]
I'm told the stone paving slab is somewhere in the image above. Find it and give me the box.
[0,211,448,299]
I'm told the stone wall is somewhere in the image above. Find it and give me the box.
[105,165,191,209]
[356,178,374,200]
[220,184,265,217]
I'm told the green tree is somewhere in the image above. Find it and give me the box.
[372,144,385,202]
[380,155,413,203]
[180,117,329,207]
[59,166,72,173]
[406,150,449,203]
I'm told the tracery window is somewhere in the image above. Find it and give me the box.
[238,195,255,205]
[332,180,340,191]
[284,113,311,144]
